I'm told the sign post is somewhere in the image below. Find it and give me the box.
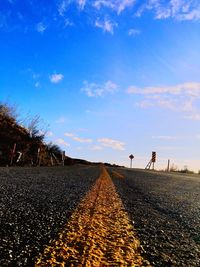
[10,143,16,166]
[145,151,157,170]
[129,154,134,168]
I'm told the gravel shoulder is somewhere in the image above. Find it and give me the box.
[109,168,200,266]
[0,165,100,266]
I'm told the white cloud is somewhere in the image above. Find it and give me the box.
[72,136,93,143]
[64,132,93,143]
[56,138,70,147]
[178,9,200,21]
[36,22,47,33]
[98,138,125,151]
[56,0,200,23]
[78,0,86,10]
[136,96,195,112]
[64,18,74,27]
[94,0,136,14]
[94,0,115,10]
[58,0,86,16]
[128,28,141,36]
[81,80,118,97]
[127,82,200,96]
[118,0,136,14]
[50,73,64,84]
[128,82,200,117]
[64,132,74,137]
[58,0,69,16]
[138,0,200,21]
[95,18,117,34]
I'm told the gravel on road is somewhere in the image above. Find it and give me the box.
[0,165,100,266]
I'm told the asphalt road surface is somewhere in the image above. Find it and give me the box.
[0,165,100,266]
[109,167,200,266]
[0,165,199,266]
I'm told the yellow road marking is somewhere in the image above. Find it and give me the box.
[36,166,151,266]
[111,170,125,179]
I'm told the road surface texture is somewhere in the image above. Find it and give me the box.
[0,165,100,266]
[109,167,200,266]
[1,165,199,266]
[36,166,150,266]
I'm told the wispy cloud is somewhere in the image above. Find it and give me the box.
[56,138,70,147]
[128,28,141,36]
[127,82,200,96]
[58,0,86,16]
[78,0,86,10]
[98,138,125,151]
[94,0,136,15]
[50,73,64,84]
[95,18,117,34]
[94,0,115,10]
[58,0,69,16]
[128,82,200,117]
[81,80,118,97]
[118,0,136,14]
[36,22,47,33]
[137,0,200,21]
[73,136,93,143]
[57,0,200,22]
[64,132,93,143]
[64,132,74,137]
[64,18,74,27]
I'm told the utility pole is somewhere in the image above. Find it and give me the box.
[167,159,170,172]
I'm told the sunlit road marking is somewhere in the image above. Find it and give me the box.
[111,170,125,179]
[36,166,151,266]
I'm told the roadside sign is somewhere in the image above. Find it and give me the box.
[152,152,156,163]
[129,154,134,160]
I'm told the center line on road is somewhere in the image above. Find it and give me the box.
[36,166,151,266]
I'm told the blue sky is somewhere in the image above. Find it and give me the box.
[1,0,200,171]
